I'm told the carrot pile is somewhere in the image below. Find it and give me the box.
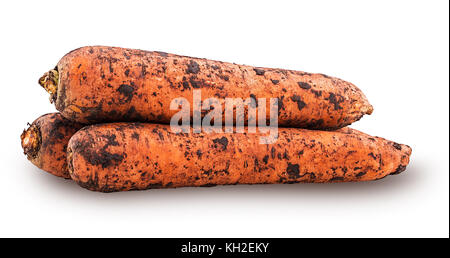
[21,46,411,192]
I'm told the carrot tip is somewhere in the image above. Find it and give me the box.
[20,124,41,159]
[38,69,59,103]
[363,104,374,115]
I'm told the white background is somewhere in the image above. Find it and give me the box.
[0,0,448,237]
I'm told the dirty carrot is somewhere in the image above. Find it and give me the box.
[40,46,373,129]
[21,113,84,178]
[67,123,411,192]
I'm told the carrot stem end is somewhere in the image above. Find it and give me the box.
[38,69,59,103]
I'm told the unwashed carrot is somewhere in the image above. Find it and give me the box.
[67,123,411,192]
[21,113,84,178]
[40,46,373,129]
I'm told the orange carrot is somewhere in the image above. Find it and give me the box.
[67,123,411,192]
[40,46,373,129]
[21,113,84,178]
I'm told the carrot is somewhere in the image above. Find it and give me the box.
[67,123,411,192]
[21,113,84,178]
[40,46,373,129]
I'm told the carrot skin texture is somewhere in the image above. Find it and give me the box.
[21,113,84,178]
[53,46,372,129]
[67,123,411,192]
